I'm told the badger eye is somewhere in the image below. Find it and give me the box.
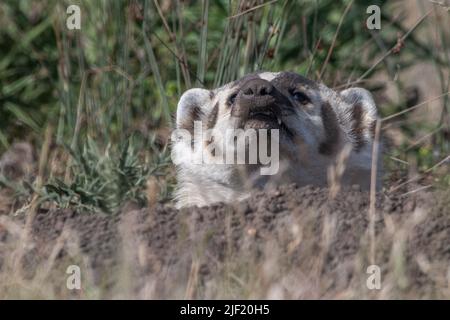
[291,91,310,105]
[227,93,238,106]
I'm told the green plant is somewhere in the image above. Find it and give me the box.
[0,0,448,213]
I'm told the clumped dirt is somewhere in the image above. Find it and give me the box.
[1,184,449,299]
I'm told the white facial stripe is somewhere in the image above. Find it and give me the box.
[258,72,280,82]
[215,88,234,108]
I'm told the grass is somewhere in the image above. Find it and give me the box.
[1,185,449,299]
[0,0,448,213]
[0,0,449,299]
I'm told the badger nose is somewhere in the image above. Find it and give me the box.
[231,78,277,118]
[241,78,274,98]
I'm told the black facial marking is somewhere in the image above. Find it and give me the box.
[206,102,219,129]
[350,103,365,152]
[319,102,340,156]
[227,92,238,107]
[230,73,261,89]
[272,72,319,91]
[369,120,377,139]
[192,106,204,121]
[178,105,204,135]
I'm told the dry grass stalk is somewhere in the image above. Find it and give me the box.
[369,120,381,266]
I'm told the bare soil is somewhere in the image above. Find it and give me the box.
[1,184,449,299]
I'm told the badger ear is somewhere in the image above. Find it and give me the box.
[339,87,379,151]
[340,88,378,118]
[176,88,213,132]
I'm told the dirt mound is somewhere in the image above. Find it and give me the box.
[1,184,449,299]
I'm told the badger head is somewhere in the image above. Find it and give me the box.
[172,71,381,208]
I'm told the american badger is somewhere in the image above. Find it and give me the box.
[172,72,381,208]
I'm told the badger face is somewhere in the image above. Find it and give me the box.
[173,71,381,208]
